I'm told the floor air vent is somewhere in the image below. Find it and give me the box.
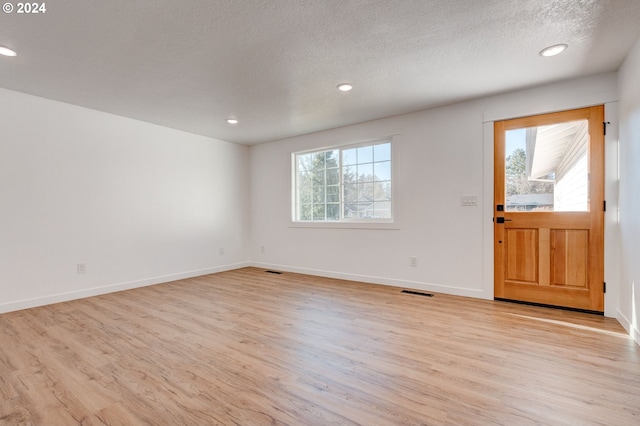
[401,290,434,297]
[265,270,283,275]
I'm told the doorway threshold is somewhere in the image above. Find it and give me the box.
[494,297,604,316]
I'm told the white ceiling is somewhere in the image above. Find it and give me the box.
[1,1,639,145]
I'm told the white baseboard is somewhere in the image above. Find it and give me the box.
[0,261,251,314]
[249,261,488,299]
[7,261,633,346]
[617,309,640,346]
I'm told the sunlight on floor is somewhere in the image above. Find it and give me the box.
[506,313,631,339]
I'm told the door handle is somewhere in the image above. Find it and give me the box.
[495,217,512,224]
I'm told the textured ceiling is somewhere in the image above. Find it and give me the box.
[1,0,639,145]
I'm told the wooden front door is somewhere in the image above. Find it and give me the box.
[494,106,605,312]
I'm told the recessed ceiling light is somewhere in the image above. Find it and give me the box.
[226,118,238,125]
[337,83,353,92]
[539,44,568,57]
[0,46,17,57]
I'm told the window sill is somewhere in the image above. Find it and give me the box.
[289,221,400,230]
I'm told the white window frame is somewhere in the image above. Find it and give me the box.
[290,135,400,230]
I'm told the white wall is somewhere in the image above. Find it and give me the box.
[617,36,640,343]
[250,73,619,312]
[1,69,628,319]
[0,88,250,313]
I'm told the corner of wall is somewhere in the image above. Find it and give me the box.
[617,309,640,346]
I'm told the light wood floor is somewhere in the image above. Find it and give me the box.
[1,267,638,425]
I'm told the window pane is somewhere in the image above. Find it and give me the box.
[299,180,312,204]
[344,184,358,203]
[373,181,391,201]
[358,182,374,199]
[325,150,339,167]
[316,151,330,167]
[299,204,312,220]
[327,203,339,220]
[343,148,357,166]
[326,168,339,185]
[505,120,588,212]
[297,166,311,180]
[312,204,325,220]
[297,153,313,173]
[327,185,339,202]
[313,185,325,203]
[357,163,373,182]
[342,165,356,185]
[357,146,373,163]
[374,161,390,181]
[357,203,372,218]
[374,143,391,162]
[374,201,391,218]
[312,169,325,184]
[344,204,357,218]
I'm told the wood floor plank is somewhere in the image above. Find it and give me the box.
[1,267,639,425]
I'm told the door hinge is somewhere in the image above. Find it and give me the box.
[603,121,610,135]
[604,200,607,212]
[603,282,606,293]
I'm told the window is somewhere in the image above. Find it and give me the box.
[293,139,393,223]
[504,120,589,212]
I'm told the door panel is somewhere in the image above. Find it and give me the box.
[505,229,538,283]
[494,106,604,312]
[550,229,589,288]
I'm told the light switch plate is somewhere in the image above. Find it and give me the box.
[461,195,478,206]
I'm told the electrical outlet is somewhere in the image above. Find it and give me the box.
[219,248,224,255]
[77,263,86,274]
[261,245,265,253]
[410,256,417,267]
